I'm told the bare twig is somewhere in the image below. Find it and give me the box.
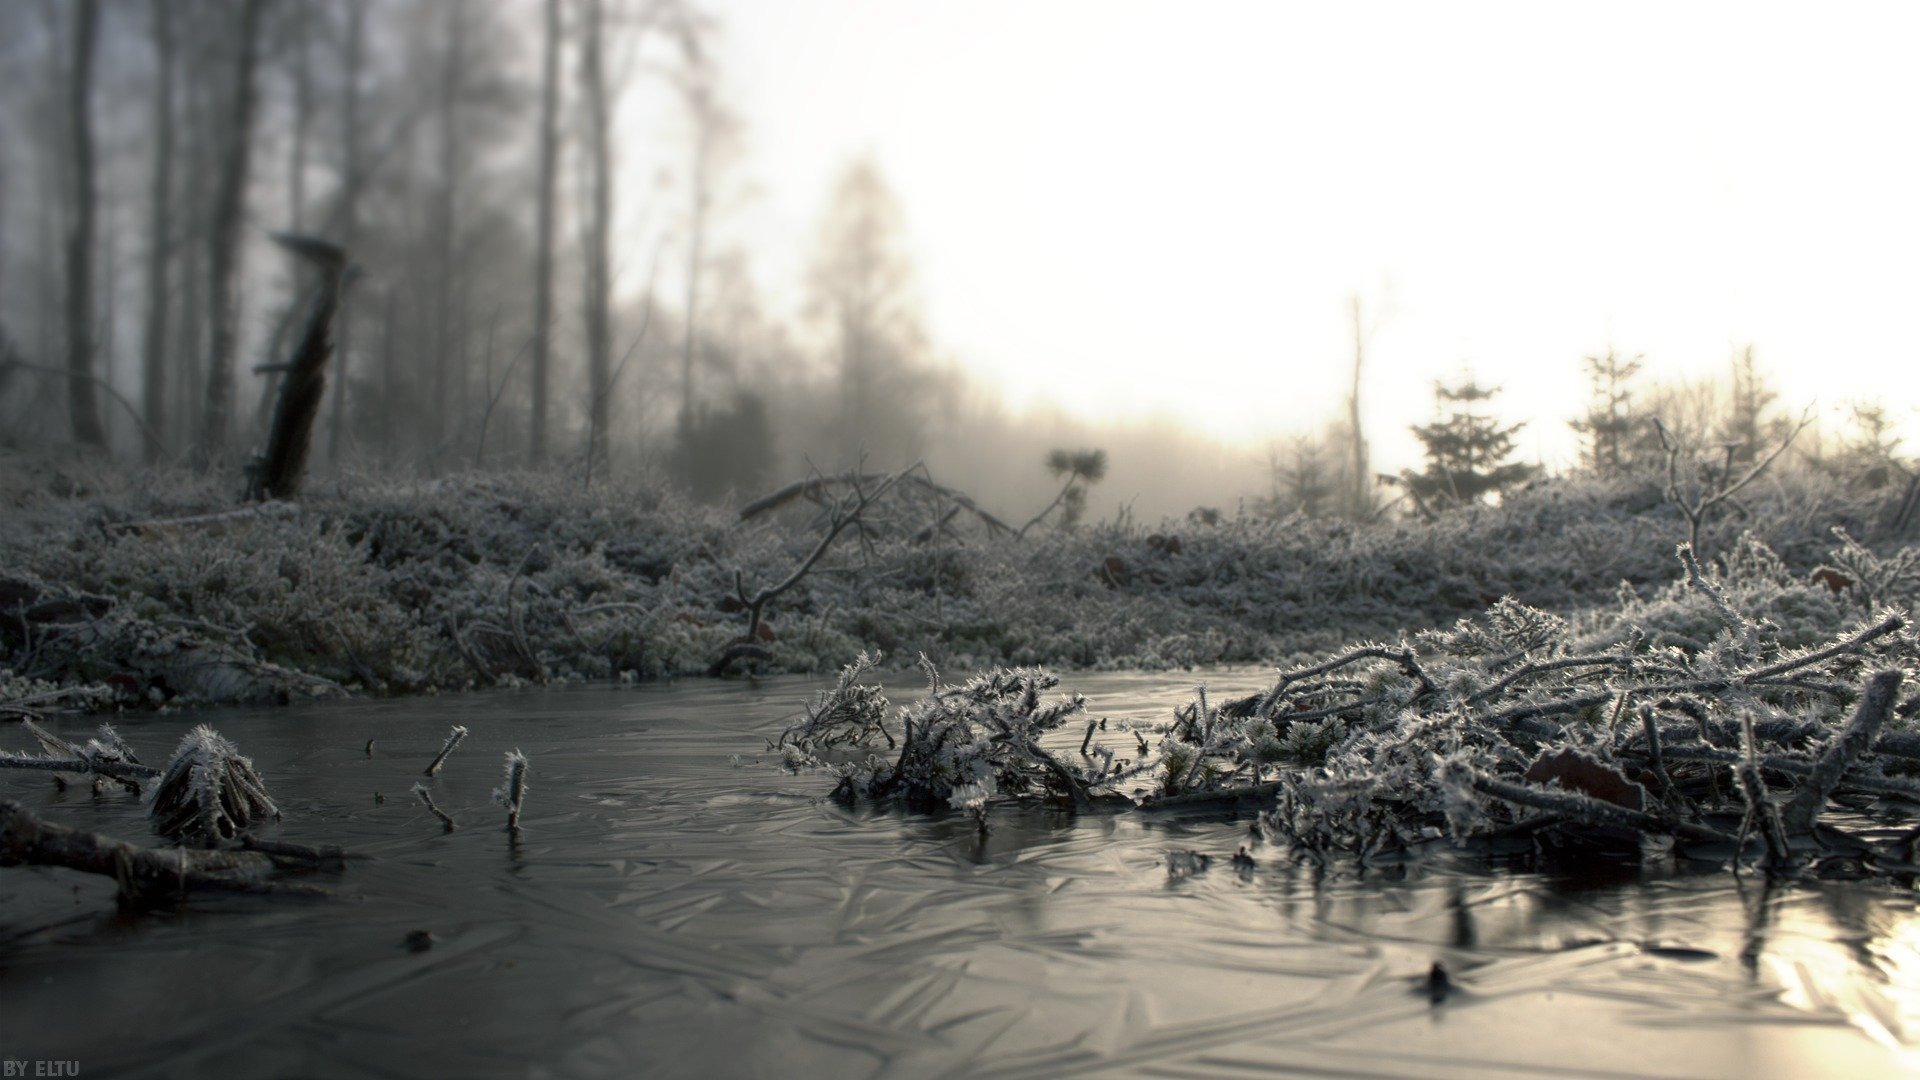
[412,782,456,831]
[423,725,468,778]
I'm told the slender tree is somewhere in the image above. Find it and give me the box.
[671,15,732,452]
[139,0,177,462]
[529,0,561,464]
[1723,346,1778,466]
[1569,348,1643,477]
[196,0,265,467]
[807,157,929,463]
[326,0,368,465]
[286,0,313,232]
[65,0,107,448]
[579,0,613,476]
[1345,295,1370,517]
[429,1,468,453]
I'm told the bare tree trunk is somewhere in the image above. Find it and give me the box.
[195,0,264,469]
[250,238,347,501]
[140,0,177,463]
[430,3,466,453]
[379,289,397,452]
[287,0,312,233]
[580,0,613,478]
[1346,294,1369,517]
[529,0,561,465]
[326,0,367,467]
[680,106,710,445]
[65,0,107,448]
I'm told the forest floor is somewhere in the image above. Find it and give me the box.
[0,451,1911,717]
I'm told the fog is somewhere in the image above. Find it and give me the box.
[0,1,1913,520]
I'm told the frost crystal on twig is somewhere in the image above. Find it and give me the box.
[412,782,457,831]
[424,725,469,778]
[492,750,529,830]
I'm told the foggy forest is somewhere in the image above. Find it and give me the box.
[2,2,1920,1077]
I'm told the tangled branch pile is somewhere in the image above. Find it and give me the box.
[795,535,1920,876]
[778,654,1151,823]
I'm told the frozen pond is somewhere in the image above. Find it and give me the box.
[4,672,1919,1077]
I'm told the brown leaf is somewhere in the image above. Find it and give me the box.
[1523,749,1648,811]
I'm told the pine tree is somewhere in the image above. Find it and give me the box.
[1722,346,1780,466]
[1569,349,1643,477]
[1407,379,1538,505]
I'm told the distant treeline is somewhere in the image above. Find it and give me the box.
[0,3,1909,527]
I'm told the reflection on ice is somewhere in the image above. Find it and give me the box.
[1,673,1916,1077]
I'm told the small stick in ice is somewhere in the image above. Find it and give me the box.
[492,750,529,830]
[423,725,468,778]
[412,782,456,831]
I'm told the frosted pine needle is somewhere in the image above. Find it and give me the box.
[491,749,529,830]
[146,725,280,847]
[424,724,469,778]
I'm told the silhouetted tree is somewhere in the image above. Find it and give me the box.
[528,0,561,463]
[1266,435,1338,518]
[1722,346,1779,466]
[1343,295,1375,518]
[807,156,930,464]
[65,0,106,448]
[580,0,614,477]
[325,0,368,466]
[1407,379,1538,506]
[1020,449,1107,535]
[1569,348,1643,477]
[676,390,775,501]
[671,11,739,462]
[139,0,176,462]
[195,0,264,467]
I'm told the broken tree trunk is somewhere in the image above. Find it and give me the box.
[250,234,350,502]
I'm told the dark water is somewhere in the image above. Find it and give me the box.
[3,672,1918,1078]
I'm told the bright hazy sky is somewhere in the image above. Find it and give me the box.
[675,0,1919,471]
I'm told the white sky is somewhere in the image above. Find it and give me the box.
[662,0,1920,471]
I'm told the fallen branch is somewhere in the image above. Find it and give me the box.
[1458,768,1731,844]
[0,799,326,903]
[1782,669,1904,833]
